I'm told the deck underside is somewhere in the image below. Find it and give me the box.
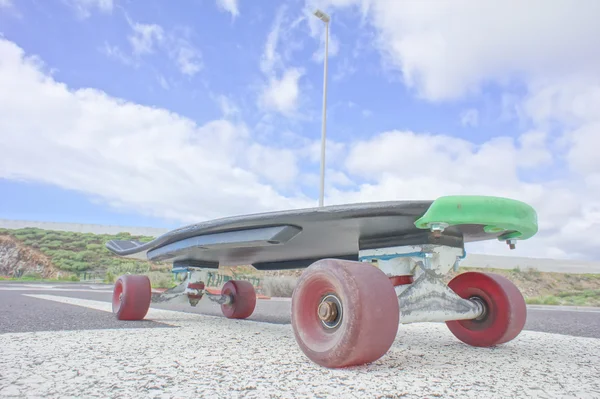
[106,201,514,270]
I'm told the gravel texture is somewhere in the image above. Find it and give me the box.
[1,295,599,398]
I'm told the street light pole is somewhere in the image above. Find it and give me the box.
[313,9,330,208]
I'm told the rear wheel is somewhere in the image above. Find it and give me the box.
[291,259,400,368]
[445,271,527,347]
[112,275,151,320]
[220,280,256,319]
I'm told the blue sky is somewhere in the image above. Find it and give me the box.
[1,0,599,259]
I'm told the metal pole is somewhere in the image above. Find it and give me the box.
[319,20,329,207]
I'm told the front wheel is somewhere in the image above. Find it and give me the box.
[445,272,527,347]
[112,275,151,320]
[291,259,400,368]
[220,280,256,319]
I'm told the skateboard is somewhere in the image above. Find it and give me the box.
[106,195,538,369]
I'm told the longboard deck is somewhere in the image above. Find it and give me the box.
[106,196,538,270]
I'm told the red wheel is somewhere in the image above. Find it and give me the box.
[445,272,526,347]
[291,259,400,369]
[221,280,256,319]
[112,275,151,320]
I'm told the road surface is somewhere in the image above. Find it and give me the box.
[1,282,599,398]
[1,282,599,338]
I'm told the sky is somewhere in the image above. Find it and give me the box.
[1,0,600,261]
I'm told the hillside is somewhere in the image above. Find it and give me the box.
[0,227,169,280]
[0,235,63,279]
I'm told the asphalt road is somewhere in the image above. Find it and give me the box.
[1,281,599,339]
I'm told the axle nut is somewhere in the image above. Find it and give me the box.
[318,301,337,322]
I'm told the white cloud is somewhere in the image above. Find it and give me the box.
[0,38,311,223]
[318,0,600,102]
[259,68,304,116]
[302,138,347,166]
[333,57,357,81]
[170,37,202,76]
[128,22,164,55]
[106,20,203,77]
[257,6,305,116]
[260,7,285,75]
[245,144,299,187]
[516,130,553,169]
[65,0,113,18]
[327,169,353,187]
[157,75,170,90]
[0,0,12,8]
[460,108,478,127]
[214,94,240,118]
[311,28,340,63]
[519,76,600,200]
[101,42,137,67]
[216,0,239,17]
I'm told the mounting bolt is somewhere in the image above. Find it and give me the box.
[429,222,449,238]
[422,252,434,269]
[506,239,517,250]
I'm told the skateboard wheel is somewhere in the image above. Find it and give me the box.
[291,259,400,368]
[221,280,256,319]
[112,275,151,320]
[445,271,526,347]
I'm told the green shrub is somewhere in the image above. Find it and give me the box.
[2,227,157,274]
[148,272,176,289]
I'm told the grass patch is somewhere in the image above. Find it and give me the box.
[148,272,178,289]
[526,289,600,307]
[260,276,297,297]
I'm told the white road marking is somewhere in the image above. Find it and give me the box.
[526,305,600,313]
[21,284,60,288]
[269,297,292,302]
[1,295,598,398]
[23,294,228,327]
[0,287,112,293]
[24,294,113,312]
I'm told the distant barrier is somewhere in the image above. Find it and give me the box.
[73,268,263,290]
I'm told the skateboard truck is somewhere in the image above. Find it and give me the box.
[185,286,233,306]
[359,244,485,324]
[150,269,233,307]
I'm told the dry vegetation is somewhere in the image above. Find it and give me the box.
[1,226,599,305]
[255,265,600,306]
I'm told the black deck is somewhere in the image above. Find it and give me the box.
[106,201,499,270]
